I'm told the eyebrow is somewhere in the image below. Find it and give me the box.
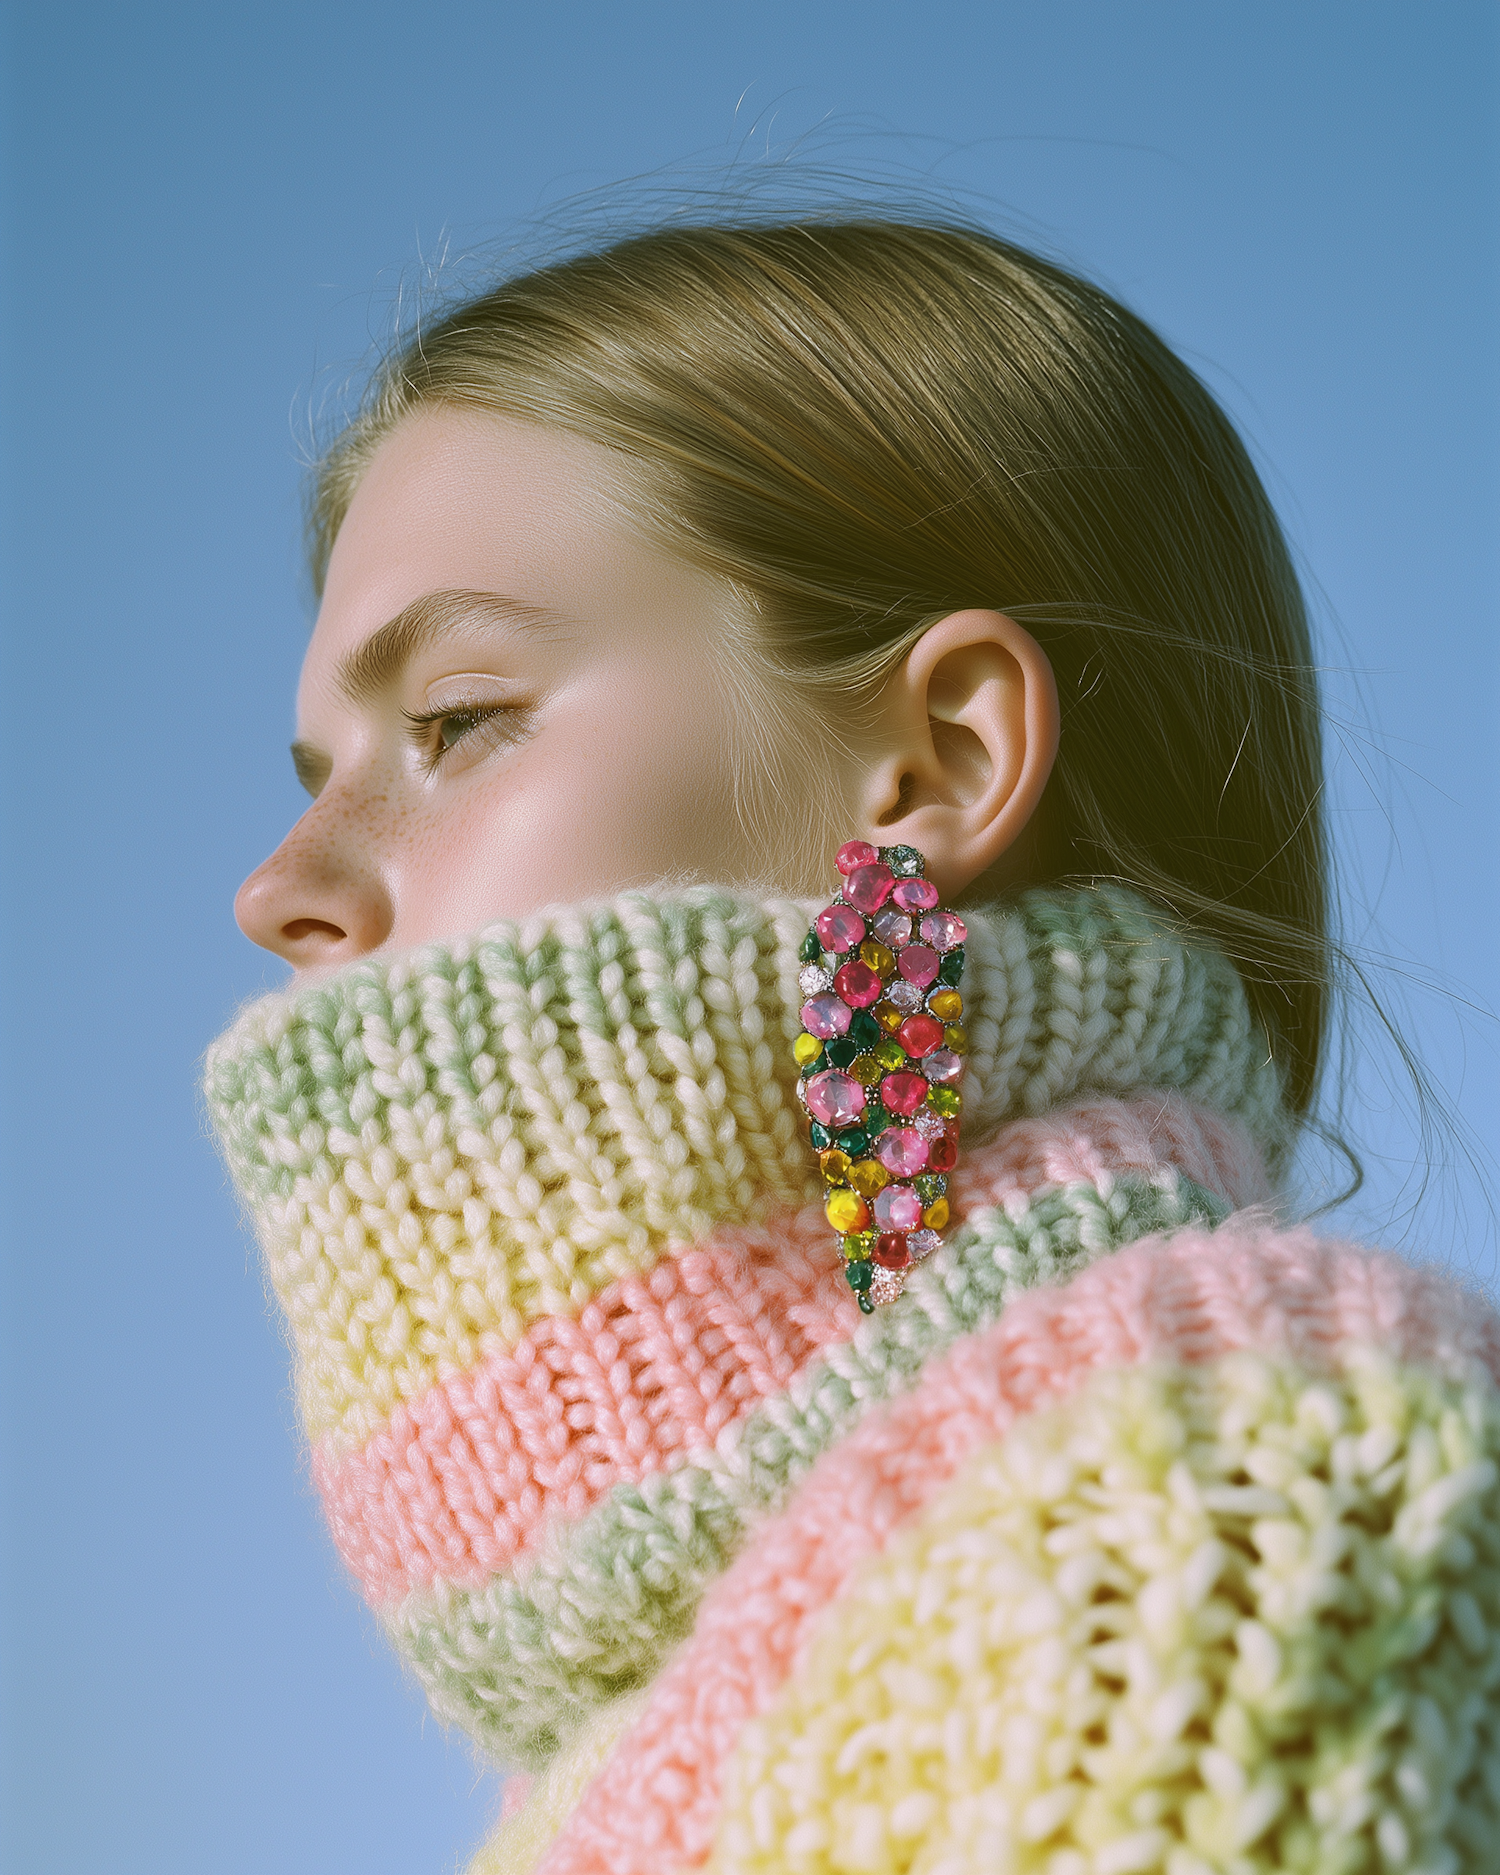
[288,588,566,795]
[335,587,567,707]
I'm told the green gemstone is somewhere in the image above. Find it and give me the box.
[866,1106,893,1136]
[809,1123,832,1150]
[882,845,923,877]
[857,1293,876,1314]
[800,1057,820,1078]
[873,1038,907,1071]
[799,930,821,962]
[825,1036,860,1069]
[938,945,965,986]
[845,1258,874,1292]
[915,1173,948,1203]
[928,1086,961,1118]
[835,1127,871,1157]
[841,1231,877,1258]
[848,1009,882,1049]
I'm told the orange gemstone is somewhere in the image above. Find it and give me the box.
[825,1187,871,1234]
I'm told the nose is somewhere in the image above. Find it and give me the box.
[235,803,394,970]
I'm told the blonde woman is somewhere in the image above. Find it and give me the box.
[210,219,1499,1875]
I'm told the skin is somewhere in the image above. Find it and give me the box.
[235,408,1060,973]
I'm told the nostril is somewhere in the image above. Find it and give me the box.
[282,918,349,945]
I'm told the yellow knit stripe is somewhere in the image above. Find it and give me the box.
[712,1351,1500,1874]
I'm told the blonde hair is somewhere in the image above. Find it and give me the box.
[311,219,1330,1117]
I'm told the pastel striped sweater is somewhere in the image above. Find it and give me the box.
[205,885,1500,1875]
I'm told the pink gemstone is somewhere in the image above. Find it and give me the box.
[897,1012,945,1058]
[801,993,852,1040]
[892,877,940,912]
[886,979,924,1013]
[907,1227,941,1259]
[872,907,912,948]
[835,840,879,876]
[803,1070,867,1129]
[873,1185,925,1231]
[874,1128,930,1178]
[918,910,967,952]
[843,862,895,913]
[833,960,883,1009]
[897,944,940,988]
[880,1070,929,1116]
[921,1048,964,1084]
[815,903,866,953]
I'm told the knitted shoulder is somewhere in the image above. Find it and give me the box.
[715,1332,1500,1874]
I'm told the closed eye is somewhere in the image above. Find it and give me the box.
[290,740,332,798]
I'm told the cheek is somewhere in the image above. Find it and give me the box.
[392,664,745,937]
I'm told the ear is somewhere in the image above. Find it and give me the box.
[854,610,1059,901]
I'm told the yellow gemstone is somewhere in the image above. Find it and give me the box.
[847,1158,889,1197]
[928,1086,962,1118]
[943,1024,969,1054]
[794,1032,824,1067]
[825,1187,870,1234]
[928,989,963,1022]
[873,1038,907,1071]
[819,1148,851,1185]
[849,1054,884,1086]
[923,1196,951,1230]
[874,1001,904,1034]
[860,938,896,976]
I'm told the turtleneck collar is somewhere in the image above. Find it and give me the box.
[207,882,1287,1454]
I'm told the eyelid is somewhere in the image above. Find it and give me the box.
[421,671,528,711]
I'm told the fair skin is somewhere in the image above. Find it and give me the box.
[236,408,1060,972]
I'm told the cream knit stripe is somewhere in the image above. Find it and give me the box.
[386,1167,1232,1770]
[207,886,1285,1451]
[711,1351,1500,1875]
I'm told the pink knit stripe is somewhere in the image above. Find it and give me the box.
[532,1224,1500,1874]
[316,1093,1264,1606]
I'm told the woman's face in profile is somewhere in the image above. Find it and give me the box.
[235,408,765,972]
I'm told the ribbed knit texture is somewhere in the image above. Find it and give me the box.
[205,884,1499,1874]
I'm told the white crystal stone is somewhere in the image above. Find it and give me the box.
[868,1266,906,1306]
[799,964,833,995]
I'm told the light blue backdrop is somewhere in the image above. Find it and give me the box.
[2,4,1495,1870]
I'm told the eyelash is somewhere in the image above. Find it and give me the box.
[402,702,528,773]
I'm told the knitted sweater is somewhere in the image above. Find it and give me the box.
[205,885,1500,1875]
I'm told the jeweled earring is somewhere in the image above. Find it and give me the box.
[794,841,967,1312]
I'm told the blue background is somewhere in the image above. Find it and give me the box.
[1,4,1495,1870]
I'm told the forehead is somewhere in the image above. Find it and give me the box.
[308,407,676,677]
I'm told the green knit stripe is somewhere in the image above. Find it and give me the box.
[205,885,1284,1452]
[387,1168,1230,1770]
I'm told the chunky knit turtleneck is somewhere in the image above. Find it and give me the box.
[206,884,1500,1875]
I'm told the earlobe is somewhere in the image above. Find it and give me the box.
[857,610,1059,901]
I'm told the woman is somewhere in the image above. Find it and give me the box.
[209,218,1500,1874]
